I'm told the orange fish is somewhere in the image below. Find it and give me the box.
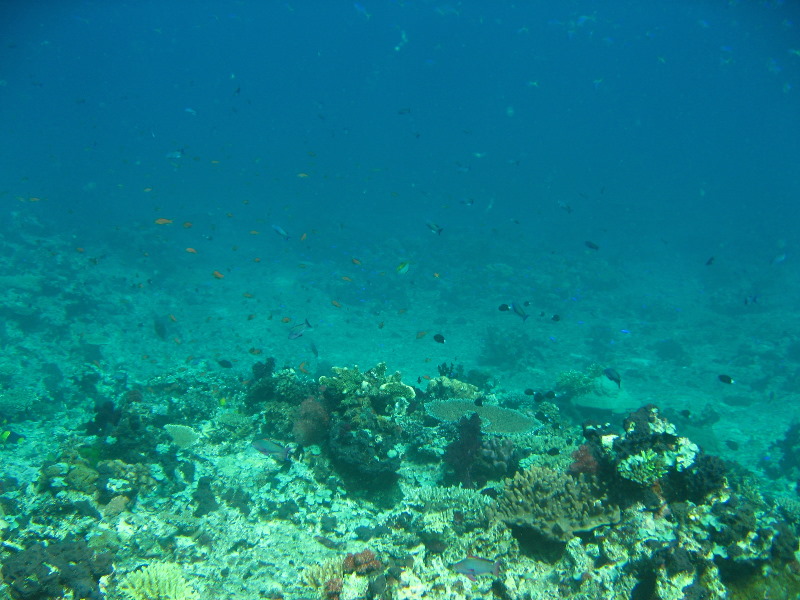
[341,276,353,282]
[351,258,362,265]
[249,230,260,235]
[331,300,342,308]
[75,247,85,253]
[253,257,261,263]
[297,173,309,178]
[168,314,178,322]
[212,270,225,279]
[297,361,310,374]
[242,292,254,298]
[416,331,427,339]
[154,218,173,225]
[300,232,307,241]
[185,247,198,254]
[249,347,262,355]
[183,222,193,228]
[281,317,291,323]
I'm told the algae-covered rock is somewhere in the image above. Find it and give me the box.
[426,376,480,400]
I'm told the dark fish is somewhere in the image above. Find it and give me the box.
[217,359,234,369]
[725,440,740,451]
[705,256,715,266]
[309,341,319,358]
[426,222,443,235]
[433,334,446,344]
[251,438,290,462]
[585,241,600,250]
[498,303,511,312]
[544,390,556,399]
[509,302,528,322]
[603,368,621,388]
[289,318,313,340]
[718,374,734,384]
[314,535,343,549]
[451,556,500,581]
[524,388,535,396]
[551,314,561,322]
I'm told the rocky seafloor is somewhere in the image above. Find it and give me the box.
[2,360,800,600]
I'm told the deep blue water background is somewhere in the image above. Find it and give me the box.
[2,1,800,403]
[4,1,798,255]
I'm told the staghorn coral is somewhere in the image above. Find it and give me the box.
[119,562,199,600]
[490,465,620,542]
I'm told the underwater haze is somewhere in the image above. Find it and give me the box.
[1,2,800,599]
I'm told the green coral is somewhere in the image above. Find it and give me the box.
[119,563,198,600]
[618,449,669,486]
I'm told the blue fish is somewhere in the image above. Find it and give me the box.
[252,438,290,462]
[451,556,500,581]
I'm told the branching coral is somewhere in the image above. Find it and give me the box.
[119,562,199,600]
[490,465,620,542]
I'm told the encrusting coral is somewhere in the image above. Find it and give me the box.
[490,465,620,542]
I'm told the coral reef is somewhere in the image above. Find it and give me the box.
[425,400,537,434]
[1,537,112,600]
[490,465,621,542]
[119,562,198,600]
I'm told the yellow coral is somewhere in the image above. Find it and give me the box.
[119,563,198,600]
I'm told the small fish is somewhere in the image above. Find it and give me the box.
[433,333,446,344]
[251,438,290,462]
[718,374,735,384]
[183,222,193,228]
[557,200,572,214]
[510,302,529,322]
[217,359,233,368]
[185,247,198,254]
[271,224,290,240]
[165,150,183,159]
[396,261,410,274]
[426,222,443,235]
[212,270,225,279]
[352,258,362,265]
[498,303,511,312]
[603,368,621,388]
[289,318,313,340]
[451,556,500,581]
[705,256,715,266]
[416,331,427,339]
[585,241,600,250]
[154,218,173,225]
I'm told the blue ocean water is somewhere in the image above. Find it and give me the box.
[2,2,800,599]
